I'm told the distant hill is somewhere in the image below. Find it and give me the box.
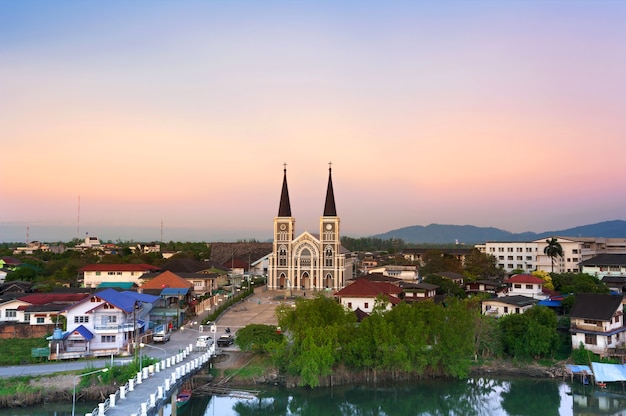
[370,220,626,245]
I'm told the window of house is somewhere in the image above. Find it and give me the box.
[498,248,504,252]
[508,264,514,269]
[75,316,89,323]
[95,271,101,276]
[517,265,523,269]
[364,302,369,309]
[347,302,352,308]
[101,335,116,343]
[508,256,513,260]
[526,256,532,261]
[504,307,508,313]
[572,258,578,262]
[585,334,597,345]
[515,308,520,313]
[525,284,533,289]
[514,284,522,289]
[608,335,613,345]
[24,313,30,322]
[507,248,513,252]
[499,256,504,260]
[5,309,17,318]
[573,249,578,254]
[36,317,45,324]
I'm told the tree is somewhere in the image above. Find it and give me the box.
[463,248,504,279]
[543,237,563,273]
[419,250,463,276]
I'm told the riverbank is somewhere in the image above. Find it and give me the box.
[0,373,117,408]
[214,351,568,389]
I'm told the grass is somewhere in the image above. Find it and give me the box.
[0,375,42,396]
[223,355,272,380]
[0,338,49,365]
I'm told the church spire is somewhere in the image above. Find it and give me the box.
[278,164,292,217]
[323,162,337,216]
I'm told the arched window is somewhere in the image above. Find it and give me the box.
[279,245,288,266]
[324,245,333,267]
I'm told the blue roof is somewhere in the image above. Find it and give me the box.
[538,299,562,307]
[64,324,94,341]
[592,362,626,383]
[161,287,189,296]
[94,288,159,313]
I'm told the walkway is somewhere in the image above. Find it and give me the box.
[103,344,210,416]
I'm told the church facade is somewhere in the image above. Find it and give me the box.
[267,166,350,292]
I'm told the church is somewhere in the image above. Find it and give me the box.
[267,165,352,292]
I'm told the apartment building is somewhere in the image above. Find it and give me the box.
[476,237,626,274]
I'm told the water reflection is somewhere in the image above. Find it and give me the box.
[177,377,626,416]
[15,377,626,415]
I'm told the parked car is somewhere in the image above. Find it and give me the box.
[153,324,171,343]
[216,334,234,347]
[196,335,213,349]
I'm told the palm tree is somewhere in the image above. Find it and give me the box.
[543,237,563,273]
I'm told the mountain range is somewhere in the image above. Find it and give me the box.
[371,220,626,245]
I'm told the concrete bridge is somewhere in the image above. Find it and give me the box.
[83,342,215,416]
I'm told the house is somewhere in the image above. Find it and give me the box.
[398,282,439,302]
[401,248,472,267]
[158,258,229,296]
[482,295,538,317]
[139,270,194,329]
[334,278,402,313]
[602,276,626,295]
[54,289,159,359]
[505,274,548,299]
[580,254,626,280]
[0,281,32,296]
[0,257,22,271]
[80,263,161,288]
[570,293,626,357]
[436,271,465,286]
[366,265,418,281]
[18,293,89,325]
[465,279,506,296]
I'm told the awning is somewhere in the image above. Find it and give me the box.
[64,325,94,341]
[98,282,135,289]
[161,288,189,296]
[592,362,626,383]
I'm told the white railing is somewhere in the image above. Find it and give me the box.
[85,343,213,416]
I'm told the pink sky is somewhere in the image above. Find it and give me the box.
[2,1,625,243]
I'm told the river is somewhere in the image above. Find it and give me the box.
[5,377,626,415]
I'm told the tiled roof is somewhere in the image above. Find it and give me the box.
[580,254,626,267]
[335,278,402,298]
[484,295,537,307]
[140,270,194,290]
[79,263,161,272]
[506,274,545,284]
[18,293,89,305]
[570,293,624,321]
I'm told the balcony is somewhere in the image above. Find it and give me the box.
[93,322,136,333]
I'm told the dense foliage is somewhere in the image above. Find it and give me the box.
[234,324,283,353]
[266,295,564,387]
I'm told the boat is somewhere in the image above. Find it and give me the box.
[176,389,192,408]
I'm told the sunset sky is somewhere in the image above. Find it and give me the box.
[2,1,625,243]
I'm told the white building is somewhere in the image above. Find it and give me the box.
[476,237,626,274]
[79,263,161,288]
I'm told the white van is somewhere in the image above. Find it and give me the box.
[196,335,213,349]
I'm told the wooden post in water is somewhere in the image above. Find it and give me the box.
[171,387,178,416]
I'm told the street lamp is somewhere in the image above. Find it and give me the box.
[72,368,109,416]
[139,342,167,383]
